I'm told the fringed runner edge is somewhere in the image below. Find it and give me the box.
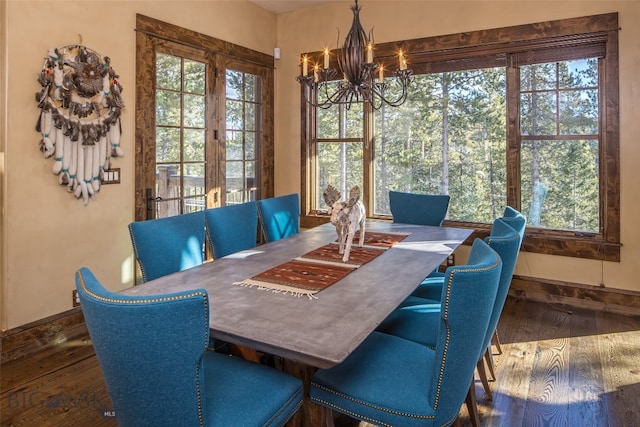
[234,278,320,300]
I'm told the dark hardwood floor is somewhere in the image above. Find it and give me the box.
[2,298,640,426]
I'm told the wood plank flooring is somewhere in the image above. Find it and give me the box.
[2,298,640,426]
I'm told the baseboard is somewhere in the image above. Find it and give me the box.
[0,307,86,364]
[509,275,640,316]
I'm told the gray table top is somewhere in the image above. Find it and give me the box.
[122,220,472,368]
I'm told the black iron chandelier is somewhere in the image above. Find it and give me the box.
[296,0,413,110]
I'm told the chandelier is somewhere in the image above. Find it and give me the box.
[296,0,413,110]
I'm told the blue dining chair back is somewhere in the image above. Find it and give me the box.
[389,190,450,226]
[502,205,526,245]
[205,202,258,259]
[258,193,300,242]
[310,239,502,426]
[76,267,303,426]
[128,210,206,283]
[481,218,523,355]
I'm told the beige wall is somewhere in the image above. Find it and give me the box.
[0,0,276,330]
[2,0,640,330]
[274,2,640,291]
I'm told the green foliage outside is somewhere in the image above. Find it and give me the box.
[315,58,599,232]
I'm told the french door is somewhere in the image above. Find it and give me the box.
[135,16,274,221]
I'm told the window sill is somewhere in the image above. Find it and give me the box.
[300,215,620,262]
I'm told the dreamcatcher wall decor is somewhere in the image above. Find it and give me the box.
[35,44,124,205]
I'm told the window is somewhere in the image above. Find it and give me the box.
[314,82,364,209]
[135,15,274,220]
[519,59,599,232]
[302,13,620,261]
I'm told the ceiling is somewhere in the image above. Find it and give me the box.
[250,0,342,14]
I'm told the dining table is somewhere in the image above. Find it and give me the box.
[122,219,472,426]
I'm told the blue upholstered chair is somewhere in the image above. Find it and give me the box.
[490,206,526,356]
[205,202,258,259]
[411,207,525,302]
[376,217,524,425]
[128,211,206,283]
[310,239,502,427]
[389,190,450,226]
[377,219,520,348]
[258,193,300,242]
[76,267,303,427]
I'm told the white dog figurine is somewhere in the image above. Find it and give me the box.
[323,184,366,262]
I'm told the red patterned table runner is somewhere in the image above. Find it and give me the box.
[234,231,409,299]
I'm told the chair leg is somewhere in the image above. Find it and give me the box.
[476,359,493,401]
[484,347,496,381]
[465,382,481,427]
[491,329,502,355]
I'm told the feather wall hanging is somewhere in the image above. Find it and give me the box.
[35,44,124,205]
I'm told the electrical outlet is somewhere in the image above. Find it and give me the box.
[73,289,81,307]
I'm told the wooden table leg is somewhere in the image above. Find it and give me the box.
[282,359,335,427]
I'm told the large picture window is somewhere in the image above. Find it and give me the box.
[301,13,620,261]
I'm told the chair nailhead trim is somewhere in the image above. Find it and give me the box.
[76,270,210,426]
[311,382,434,420]
[433,259,501,410]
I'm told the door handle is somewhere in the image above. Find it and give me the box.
[145,188,163,220]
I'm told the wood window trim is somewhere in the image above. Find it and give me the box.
[135,14,275,221]
[300,13,620,262]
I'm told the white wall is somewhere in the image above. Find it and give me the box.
[274,1,640,292]
[0,0,276,329]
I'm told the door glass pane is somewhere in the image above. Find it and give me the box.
[184,94,205,127]
[226,161,243,191]
[245,133,255,159]
[156,164,181,200]
[226,131,243,160]
[156,53,181,91]
[245,103,256,130]
[184,129,205,162]
[226,100,243,129]
[184,59,206,94]
[224,68,262,204]
[156,90,181,127]
[245,75,256,101]
[226,70,242,99]
[155,53,207,218]
[156,128,180,162]
[156,199,181,219]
